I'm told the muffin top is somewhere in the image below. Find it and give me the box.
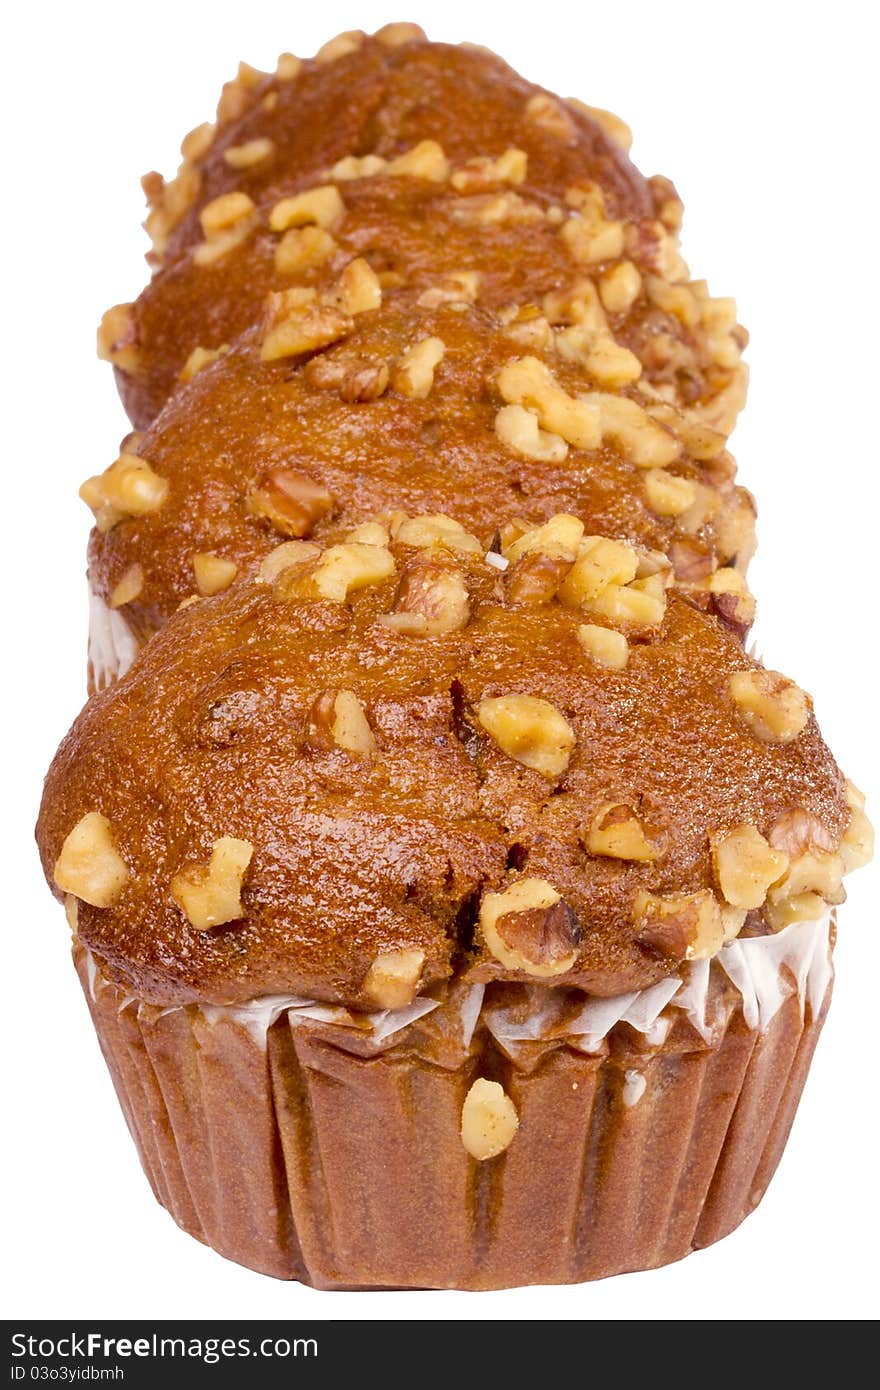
[105,25,657,426]
[39,519,867,1009]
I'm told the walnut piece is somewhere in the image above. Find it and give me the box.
[269,186,345,232]
[729,670,809,743]
[286,542,396,603]
[387,140,450,181]
[460,1078,519,1161]
[382,552,470,635]
[54,812,129,909]
[451,148,527,192]
[179,343,230,382]
[193,552,238,596]
[644,468,697,517]
[497,356,601,450]
[310,689,376,755]
[585,803,662,861]
[479,877,578,977]
[258,540,321,584]
[223,137,275,170]
[577,623,629,669]
[109,563,144,609]
[477,695,575,779]
[80,453,169,533]
[260,289,353,361]
[393,513,482,555]
[494,404,567,463]
[598,261,642,313]
[274,225,337,276]
[841,780,874,873]
[569,98,633,150]
[171,836,254,930]
[635,889,724,961]
[331,257,382,315]
[392,336,446,398]
[248,468,334,538]
[96,303,139,372]
[711,824,789,910]
[315,30,364,63]
[363,948,425,1009]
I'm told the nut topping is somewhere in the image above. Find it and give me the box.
[247,468,334,538]
[644,468,697,517]
[840,780,874,873]
[460,1079,519,1161]
[577,623,629,669]
[729,670,810,743]
[363,948,425,1009]
[585,803,662,861]
[269,186,345,233]
[494,404,568,463]
[392,336,446,398]
[479,877,578,976]
[598,261,642,314]
[382,552,470,635]
[222,137,275,170]
[387,140,450,182]
[54,812,129,909]
[274,225,337,276]
[278,542,395,604]
[260,289,353,361]
[192,552,238,596]
[96,303,139,372]
[711,824,789,909]
[109,563,144,609]
[635,889,724,961]
[477,695,575,779]
[80,453,169,533]
[497,356,601,450]
[171,836,254,930]
[310,689,376,755]
[179,343,230,382]
[393,514,482,555]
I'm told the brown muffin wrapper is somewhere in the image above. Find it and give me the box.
[73,921,832,1291]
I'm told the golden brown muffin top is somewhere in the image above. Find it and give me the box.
[99,28,745,433]
[39,521,868,1009]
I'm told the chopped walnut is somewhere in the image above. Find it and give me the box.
[841,780,874,873]
[96,303,139,372]
[200,191,255,236]
[561,214,625,265]
[54,812,129,908]
[558,536,637,603]
[310,689,376,755]
[461,1078,519,1161]
[260,289,353,361]
[477,695,575,779]
[275,52,302,80]
[109,563,144,609]
[381,551,470,635]
[598,261,642,314]
[502,514,582,604]
[450,191,544,226]
[387,140,450,182]
[764,891,829,933]
[577,623,629,669]
[269,186,345,232]
[568,99,633,151]
[223,137,275,170]
[645,276,699,327]
[331,257,382,315]
[711,824,789,910]
[416,271,479,308]
[276,542,395,604]
[555,325,642,387]
[494,404,568,463]
[178,343,230,382]
[644,468,697,517]
[729,670,809,743]
[503,514,584,563]
[451,148,528,192]
[585,803,662,861]
[329,153,388,180]
[373,21,426,46]
[180,122,215,161]
[192,552,238,596]
[497,356,601,450]
[248,468,334,538]
[646,401,726,461]
[392,336,445,398]
[393,514,483,555]
[274,225,337,276]
[346,521,390,546]
[543,278,608,331]
[80,453,169,532]
[171,836,254,930]
[524,92,577,141]
[480,878,578,977]
[592,393,681,467]
[363,948,425,1009]
[501,306,553,351]
[258,540,321,584]
[635,889,724,961]
[305,353,389,402]
[315,30,365,63]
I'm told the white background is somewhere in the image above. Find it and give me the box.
[3,0,877,1322]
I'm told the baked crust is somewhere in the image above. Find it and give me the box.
[38,539,848,1008]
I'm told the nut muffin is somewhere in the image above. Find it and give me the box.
[39,517,871,1286]
[38,24,872,1290]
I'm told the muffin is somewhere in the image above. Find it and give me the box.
[38,24,872,1289]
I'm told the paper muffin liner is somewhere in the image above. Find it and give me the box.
[73,917,832,1290]
[87,587,140,693]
